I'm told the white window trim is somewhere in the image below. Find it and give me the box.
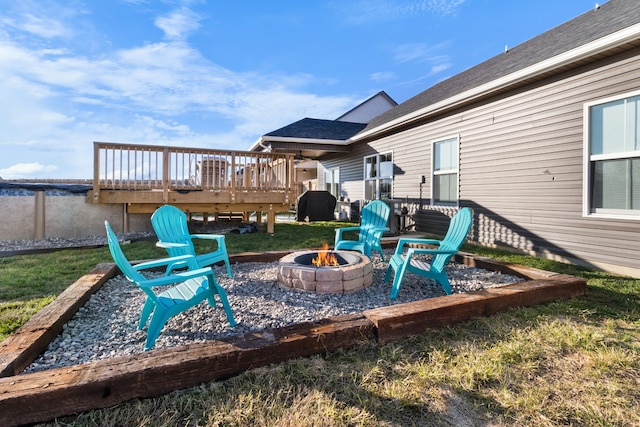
[583,89,640,220]
[325,167,340,200]
[363,151,393,200]
[430,134,460,207]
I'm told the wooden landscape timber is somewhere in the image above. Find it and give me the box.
[0,251,586,426]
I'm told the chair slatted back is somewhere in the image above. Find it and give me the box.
[151,205,196,258]
[105,221,155,300]
[359,200,390,241]
[430,208,472,272]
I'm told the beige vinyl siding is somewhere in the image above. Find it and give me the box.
[335,46,640,275]
[319,143,376,203]
[456,50,640,272]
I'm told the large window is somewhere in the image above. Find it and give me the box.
[431,135,459,206]
[364,152,393,200]
[585,93,640,217]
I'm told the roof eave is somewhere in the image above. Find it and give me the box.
[259,135,352,145]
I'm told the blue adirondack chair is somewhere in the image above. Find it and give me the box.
[105,221,236,351]
[385,207,472,299]
[334,200,390,260]
[151,205,233,277]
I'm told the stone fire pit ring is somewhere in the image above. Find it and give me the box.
[277,250,374,294]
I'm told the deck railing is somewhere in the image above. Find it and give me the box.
[92,141,299,205]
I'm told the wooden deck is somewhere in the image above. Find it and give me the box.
[90,142,303,232]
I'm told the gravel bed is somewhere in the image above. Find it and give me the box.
[23,250,524,374]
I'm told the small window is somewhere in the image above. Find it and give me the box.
[431,135,459,206]
[363,152,393,200]
[585,93,640,217]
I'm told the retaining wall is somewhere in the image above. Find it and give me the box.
[0,183,152,241]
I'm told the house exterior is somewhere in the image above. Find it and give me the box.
[257,0,640,278]
[251,91,397,194]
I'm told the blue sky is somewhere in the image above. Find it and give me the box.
[0,0,601,179]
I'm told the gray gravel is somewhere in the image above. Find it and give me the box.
[22,249,524,374]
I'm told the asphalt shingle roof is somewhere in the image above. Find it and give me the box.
[265,118,367,141]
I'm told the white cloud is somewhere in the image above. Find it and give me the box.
[370,71,395,82]
[154,7,203,41]
[429,63,451,75]
[15,13,72,38]
[0,0,84,39]
[0,163,58,179]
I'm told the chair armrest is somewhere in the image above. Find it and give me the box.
[191,234,225,242]
[398,237,441,246]
[369,226,390,233]
[156,241,189,249]
[133,254,197,272]
[138,267,214,288]
[335,226,361,244]
[336,226,362,232]
[407,247,458,257]
[393,237,441,255]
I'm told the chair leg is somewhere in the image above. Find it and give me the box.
[224,259,233,278]
[144,310,171,351]
[138,298,155,330]
[363,245,371,258]
[435,272,453,295]
[385,255,403,282]
[212,284,236,327]
[384,264,393,283]
[389,265,408,300]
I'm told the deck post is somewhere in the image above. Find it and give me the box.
[267,204,275,234]
[286,154,294,205]
[230,153,236,203]
[34,191,45,239]
[92,142,101,203]
[123,204,129,233]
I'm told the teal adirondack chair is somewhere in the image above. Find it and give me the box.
[385,207,472,299]
[105,221,236,351]
[334,200,390,260]
[151,205,232,277]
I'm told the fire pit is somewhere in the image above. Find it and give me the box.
[277,248,373,294]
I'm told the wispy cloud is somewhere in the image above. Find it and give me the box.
[0,0,84,39]
[332,0,466,24]
[155,7,203,41]
[392,42,451,65]
[370,71,396,83]
[375,42,452,89]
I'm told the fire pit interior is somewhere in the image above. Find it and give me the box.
[278,249,373,294]
[293,251,361,267]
